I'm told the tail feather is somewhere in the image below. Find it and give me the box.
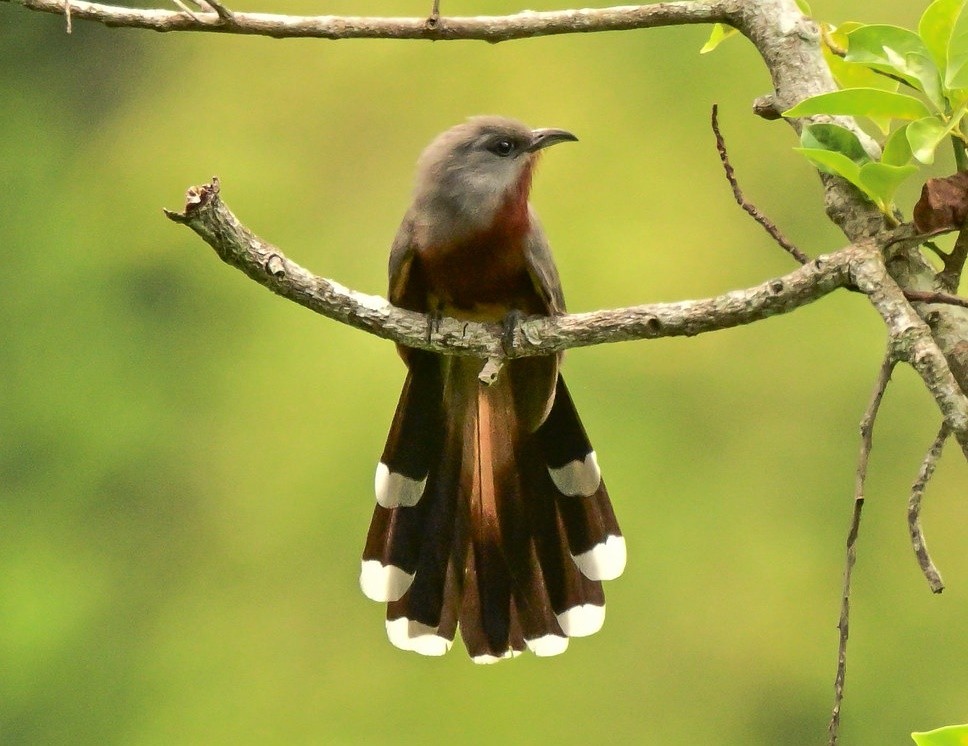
[360,507,413,602]
[383,477,456,626]
[462,362,520,661]
[538,378,626,582]
[382,384,464,652]
[360,351,444,604]
[459,545,521,662]
[508,531,569,656]
[499,436,571,653]
[519,452,607,638]
[362,357,624,661]
[377,351,443,500]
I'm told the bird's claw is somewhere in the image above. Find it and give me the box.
[426,306,444,345]
[501,310,524,357]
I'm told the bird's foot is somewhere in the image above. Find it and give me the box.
[501,309,525,357]
[426,305,444,345]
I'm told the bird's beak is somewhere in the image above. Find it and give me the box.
[527,128,578,153]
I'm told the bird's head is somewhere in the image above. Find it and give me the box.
[411,116,577,243]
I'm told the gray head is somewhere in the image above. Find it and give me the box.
[411,116,577,245]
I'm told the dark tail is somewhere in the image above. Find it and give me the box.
[360,352,625,662]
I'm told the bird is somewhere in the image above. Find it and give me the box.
[359,116,625,663]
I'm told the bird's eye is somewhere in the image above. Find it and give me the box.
[488,138,515,157]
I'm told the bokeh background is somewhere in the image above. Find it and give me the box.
[2,1,967,743]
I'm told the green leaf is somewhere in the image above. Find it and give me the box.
[794,147,916,212]
[911,723,968,745]
[948,88,968,109]
[799,123,871,163]
[907,116,950,162]
[846,25,939,92]
[947,31,968,86]
[794,147,863,182]
[824,45,900,92]
[858,161,919,209]
[882,123,913,165]
[700,23,738,53]
[823,23,898,92]
[847,24,930,61]
[827,21,865,51]
[919,0,965,72]
[784,89,934,133]
[794,0,811,15]
[908,106,967,163]
[906,51,946,109]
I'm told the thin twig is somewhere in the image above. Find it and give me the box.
[710,104,811,266]
[940,225,968,292]
[908,425,950,593]
[64,0,71,31]
[828,352,895,746]
[856,354,895,502]
[922,241,949,261]
[902,289,968,310]
[201,0,233,22]
[170,0,200,22]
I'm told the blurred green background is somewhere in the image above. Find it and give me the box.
[2,1,967,743]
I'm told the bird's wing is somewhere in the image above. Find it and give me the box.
[387,212,427,312]
[523,207,566,315]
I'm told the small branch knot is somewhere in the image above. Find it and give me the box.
[185,177,220,216]
[265,253,286,278]
[752,94,782,120]
[478,357,504,385]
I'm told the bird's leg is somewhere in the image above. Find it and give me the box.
[427,0,440,25]
[427,302,444,345]
[501,309,525,357]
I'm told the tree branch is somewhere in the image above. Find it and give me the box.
[164,178,857,359]
[164,179,968,449]
[3,0,734,40]
[851,247,968,456]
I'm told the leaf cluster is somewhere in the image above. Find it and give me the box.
[783,0,968,216]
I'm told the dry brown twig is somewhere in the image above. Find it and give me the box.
[827,354,895,746]
[908,425,950,594]
[710,103,810,266]
[169,0,200,22]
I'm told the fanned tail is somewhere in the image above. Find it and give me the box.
[361,354,625,662]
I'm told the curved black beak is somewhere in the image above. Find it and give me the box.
[527,128,579,153]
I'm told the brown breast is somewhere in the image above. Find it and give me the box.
[417,187,545,320]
